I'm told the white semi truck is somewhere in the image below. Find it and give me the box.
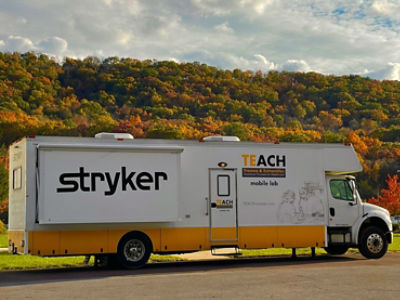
[8,134,393,268]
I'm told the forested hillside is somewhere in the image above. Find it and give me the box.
[1,51,400,206]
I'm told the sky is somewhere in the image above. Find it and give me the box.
[0,0,400,80]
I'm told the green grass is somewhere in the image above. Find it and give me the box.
[240,234,400,257]
[0,252,184,271]
[388,234,400,251]
[149,254,186,263]
[0,234,398,271]
[0,233,7,248]
[0,252,94,270]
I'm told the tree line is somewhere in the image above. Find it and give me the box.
[1,51,400,214]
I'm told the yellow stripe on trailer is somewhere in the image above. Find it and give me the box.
[9,225,325,256]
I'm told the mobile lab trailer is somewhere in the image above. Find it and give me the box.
[8,134,393,268]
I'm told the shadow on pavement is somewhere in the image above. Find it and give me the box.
[0,254,360,287]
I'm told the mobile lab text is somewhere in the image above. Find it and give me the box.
[57,167,168,196]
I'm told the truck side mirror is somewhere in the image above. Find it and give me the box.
[347,179,358,204]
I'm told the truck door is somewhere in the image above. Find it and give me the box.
[209,169,238,242]
[327,177,360,227]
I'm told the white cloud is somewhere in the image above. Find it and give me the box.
[254,54,276,70]
[190,0,275,16]
[240,0,274,15]
[221,53,277,71]
[166,57,179,63]
[281,59,312,73]
[38,37,68,54]
[0,1,400,80]
[103,0,143,16]
[368,63,400,80]
[214,22,234,33]
[190,0,235,16]
[370,0,397,17]
[6,35,36,52]
[115,32,133,46]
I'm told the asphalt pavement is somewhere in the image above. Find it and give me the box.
[1,252,400,299]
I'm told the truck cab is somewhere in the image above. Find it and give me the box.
[325,175,392,258]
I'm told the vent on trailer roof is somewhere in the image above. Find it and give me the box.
[203,136,240,142]
[94,132,134,140]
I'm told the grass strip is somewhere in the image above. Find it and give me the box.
[241,234,400,257]
[149,254,186,263]
[0,253,185,271]
[0,234,398,270]
[0,252,94,270]
[389,233,400,251]
[0,233,7,248]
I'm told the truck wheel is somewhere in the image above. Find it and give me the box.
[324,245,349,255]
[117,232,152,269]
[358,227,388,259]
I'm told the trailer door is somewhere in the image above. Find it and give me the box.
[209,169,238,242]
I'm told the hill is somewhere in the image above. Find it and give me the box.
[1,51,400,203]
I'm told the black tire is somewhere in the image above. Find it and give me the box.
[117,232,152,269]
[358,226,388,259]
[324,245,349,255]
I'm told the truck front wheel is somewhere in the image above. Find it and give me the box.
[324,245,349,255]
[117,232,152,269]
[358,226,388,259]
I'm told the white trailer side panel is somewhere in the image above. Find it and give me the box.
[8,139,27,231]
[178,145,327,227]
[37,146,181,224]
[323,145,362,174]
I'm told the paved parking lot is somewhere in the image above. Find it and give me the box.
[1,252,400,299]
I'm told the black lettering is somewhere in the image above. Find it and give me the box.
[267,155,275,167]
[136,172,153,190]
[79,167,90,192]
[104,172,120,196]
[155,172,168,190]
[257,155,267,167]
[57,168,169,194]
[276,155,286,167]
[91,172,105,191]
[121,167,136,191]
[57,173,79,192]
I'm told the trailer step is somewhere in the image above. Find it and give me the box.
[211,246,242,256]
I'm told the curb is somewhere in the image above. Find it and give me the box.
[0,247,8,252]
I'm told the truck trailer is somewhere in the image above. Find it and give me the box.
[8,134,393,268]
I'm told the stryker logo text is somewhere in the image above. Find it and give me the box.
[57,167,168,196]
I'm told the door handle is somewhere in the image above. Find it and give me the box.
[211,203,217,208]
[330,208,335,217]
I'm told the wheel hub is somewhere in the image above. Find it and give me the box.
[366,233,383,254]
[124,239,145,262]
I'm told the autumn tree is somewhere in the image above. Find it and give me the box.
[368,174,400,216]
[0,161,7,203]
[3,51,400,201]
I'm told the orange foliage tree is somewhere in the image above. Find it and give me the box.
[368,174,400,216]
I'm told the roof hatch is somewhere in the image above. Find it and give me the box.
[94,132,134,140]
[202,136,240,142]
